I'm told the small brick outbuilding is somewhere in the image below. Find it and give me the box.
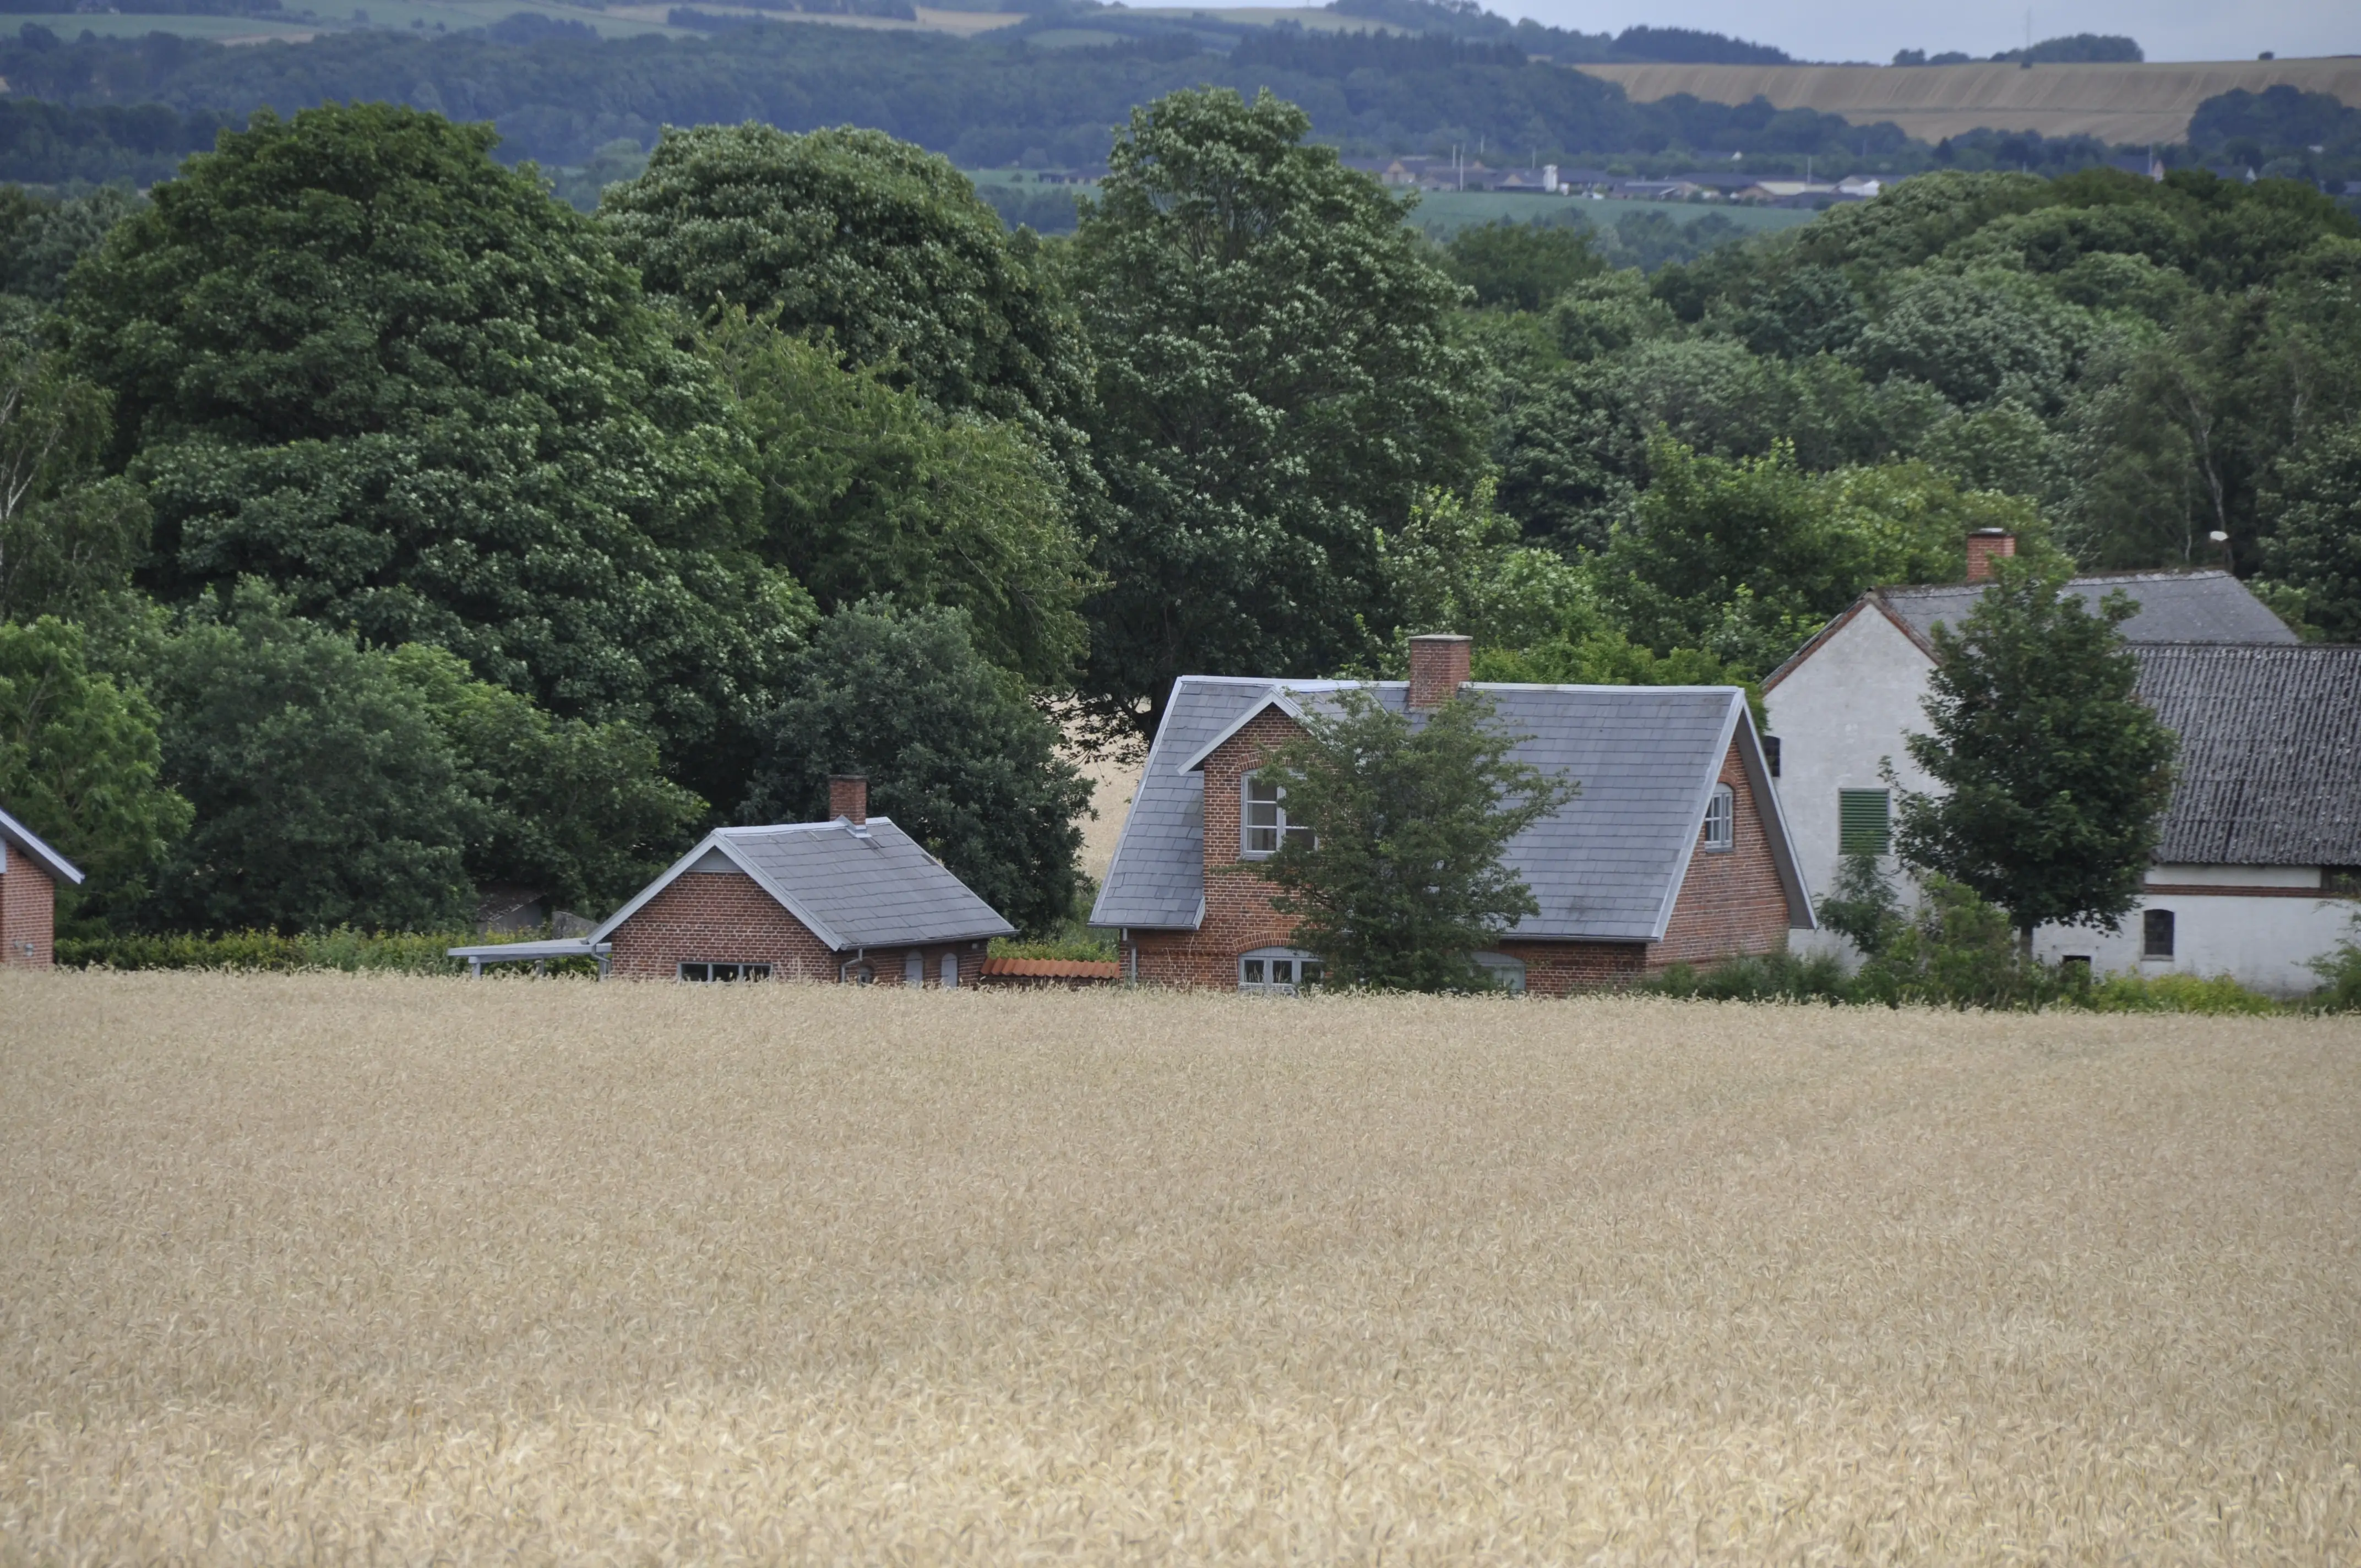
[1090,636,1816,994]
[584,777,1014,984]
[0,804,85,969]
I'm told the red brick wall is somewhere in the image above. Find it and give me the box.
[606,870,989,986]
[1494,939,1648,993]
[1652,742,1792,970]
[0,859,57,968]
[1129,711,1313,989]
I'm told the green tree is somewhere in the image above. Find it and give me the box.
[144,584,476,934]
[1443,219,1603,313]
[701,311,1090,684]
[387,645,705,916]
[0,337,149,625]
[2261,416,2361,643]
[1892,564,2178,952]
[0,614,189,932]
[600,122,1089,431]
[1600,437,1987,675]
[1254,687,1575,992]
[741,600,1090,935]
[63,104,806,810]
[1071,87,1486,734]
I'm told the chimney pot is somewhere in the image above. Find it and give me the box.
[1406,634,1473,710]
[828,774,868,826]
[1965,528,2017,584]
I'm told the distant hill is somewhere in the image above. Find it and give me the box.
[1573,58,2361,147]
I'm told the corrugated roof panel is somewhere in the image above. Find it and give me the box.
[2136,644,2361,867]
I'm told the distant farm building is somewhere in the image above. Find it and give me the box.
[451,776,1014,983]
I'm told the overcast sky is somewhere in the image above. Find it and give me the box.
[1494,0,2357,65]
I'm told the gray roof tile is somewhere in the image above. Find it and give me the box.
[2136,643,2361,867]
[596,818,1015,950]
[1092,677,1804,941]
[1883,569,2294,647]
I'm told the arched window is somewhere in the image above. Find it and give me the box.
[1239,947,1325,994]
[1702,782,1734,852]
[1471,952,1527,993]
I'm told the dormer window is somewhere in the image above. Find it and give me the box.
[1702,782,1734,852]
[1243,775,1312,858]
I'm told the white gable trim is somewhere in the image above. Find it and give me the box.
[0,803,83,885]
[1178,689,1305,774]
[1646,693,1747,941]
[587,823,868,950]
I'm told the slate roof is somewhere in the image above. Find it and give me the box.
[2135,643,2361,868]
[1880,569,2295,649]
[0,802,83,886]
[1090,678,1813,942]
[591,818,1015,951]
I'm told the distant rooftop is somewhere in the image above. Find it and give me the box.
[1879,569,2296,649]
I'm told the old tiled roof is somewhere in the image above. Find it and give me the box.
[1090,678,1813,943]
[980,957,1121,981]
[2136,643,2361,868]
[1881,569,2295,649]
[590,818,1015,951]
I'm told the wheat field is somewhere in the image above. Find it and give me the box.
[3,973,2358,1564]
[1573,58,2361,146]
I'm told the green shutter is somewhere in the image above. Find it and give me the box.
[1838,789,1891,856]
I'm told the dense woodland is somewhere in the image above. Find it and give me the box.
[0,84,2355,951]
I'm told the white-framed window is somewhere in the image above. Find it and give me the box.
[1471,951,1527,993]
[1702,782,1734,852]
[679,962,771,982]
[1242,775,1313,858]
[1239,947,1325,994]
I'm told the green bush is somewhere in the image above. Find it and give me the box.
[57,927,502,974]
[2306,928,2361,1012]
[2076,970,2281,1015]
[1642,949,1851,1002]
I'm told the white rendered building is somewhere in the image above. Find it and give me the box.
[1762,535,2359,995]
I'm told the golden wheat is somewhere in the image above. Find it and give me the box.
[3,972,2358,1563]
[1573,58,2361,147]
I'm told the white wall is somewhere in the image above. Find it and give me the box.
[1764,607,1938,959]
[2034,895,2357,998]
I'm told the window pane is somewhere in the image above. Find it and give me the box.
[2143,908,2175,959]
[1300,961,1324,987]
[1270,960,1293,983]
[1242,959,1264,984]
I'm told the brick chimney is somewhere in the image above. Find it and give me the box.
[828,774,868,826]
[1407,633,1472,711]
[1965,528,2016,584]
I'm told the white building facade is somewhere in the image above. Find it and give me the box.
[1763,557,2359,997]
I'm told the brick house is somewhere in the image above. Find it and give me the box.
[1090,636,1814,994]
[453,777,1014,982]
[0,804,84,969]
